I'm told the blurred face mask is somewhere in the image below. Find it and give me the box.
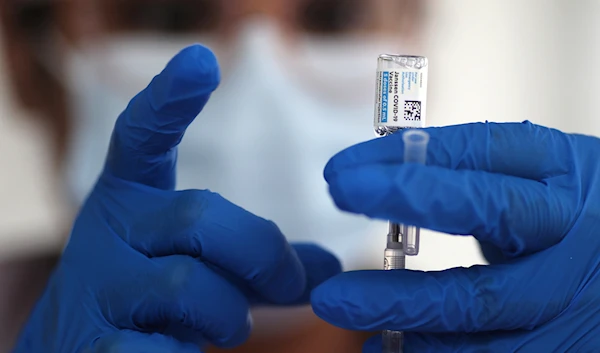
[63,18,414,272]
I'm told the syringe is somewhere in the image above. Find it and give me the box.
[382,130,430,353]
[373,54,429,353]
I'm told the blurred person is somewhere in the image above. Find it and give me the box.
[0,0,424,351]
[6,1,600,353]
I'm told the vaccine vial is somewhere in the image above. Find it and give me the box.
[373,54,428,136]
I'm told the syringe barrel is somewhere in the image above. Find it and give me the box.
[382,330,404,353]
[384,247,406,270]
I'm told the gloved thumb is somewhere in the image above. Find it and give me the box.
[92,330,201,353]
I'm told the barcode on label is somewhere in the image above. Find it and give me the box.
[404,100,422,121]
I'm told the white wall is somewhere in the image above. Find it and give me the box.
[554,0,600,135]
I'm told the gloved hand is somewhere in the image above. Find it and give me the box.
[12,45,341,353]
[312,121,600,352]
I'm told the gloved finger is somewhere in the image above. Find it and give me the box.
[311,255,577,333]
[204,243,343,305]
[103,44,220,190]
[326,162,574,256]
[92,330,200,353]
[402,303,600,353]
[276,243,343,304]
[121,186,312,304]
[362,332,507,353]
[325,121,571,182]
[403,331,539,353]
[109,255,251,348]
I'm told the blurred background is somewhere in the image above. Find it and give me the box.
[0,0,598,352]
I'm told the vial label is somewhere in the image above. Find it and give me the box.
[374,68,427,129]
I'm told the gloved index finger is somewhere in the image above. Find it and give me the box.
[326,161,573,257]
[104,44,220,189]
[325,121,572,183]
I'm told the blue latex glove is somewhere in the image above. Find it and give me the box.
[311,121,600,352]
[12,45,341,352]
